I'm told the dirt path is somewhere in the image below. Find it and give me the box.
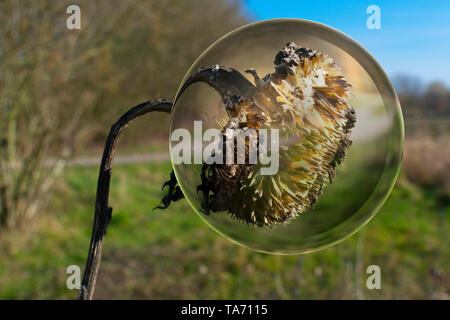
[61,153,169,167]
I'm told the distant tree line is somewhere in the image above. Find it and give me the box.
[392,74,450,117]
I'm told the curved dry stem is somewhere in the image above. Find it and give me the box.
[79,99,172,300]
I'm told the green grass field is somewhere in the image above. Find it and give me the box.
[0,162,448,299]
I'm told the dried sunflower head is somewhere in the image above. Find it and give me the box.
[191,42,355,227]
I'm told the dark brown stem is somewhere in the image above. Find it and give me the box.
[79,99,172,300]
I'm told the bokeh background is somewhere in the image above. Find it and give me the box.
[0,0,448,299]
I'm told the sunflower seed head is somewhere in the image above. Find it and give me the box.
[199,42,355,227]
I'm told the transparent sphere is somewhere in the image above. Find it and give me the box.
[169,19,404,254]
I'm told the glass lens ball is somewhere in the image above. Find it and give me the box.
[169,19,404,254]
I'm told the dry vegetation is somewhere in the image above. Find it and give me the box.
[394,74,450,202]
[403,135,450,200]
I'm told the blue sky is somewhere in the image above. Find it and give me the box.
[243,0,450,87]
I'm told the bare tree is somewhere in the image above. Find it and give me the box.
[392,74,424,97]
[422,81,449,115]
[0,0,246,230]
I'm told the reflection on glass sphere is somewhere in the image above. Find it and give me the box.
[169,19,404,254]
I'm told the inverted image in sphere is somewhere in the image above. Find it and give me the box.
[169,19,404,254]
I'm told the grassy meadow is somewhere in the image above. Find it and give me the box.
[0,158,448,299]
